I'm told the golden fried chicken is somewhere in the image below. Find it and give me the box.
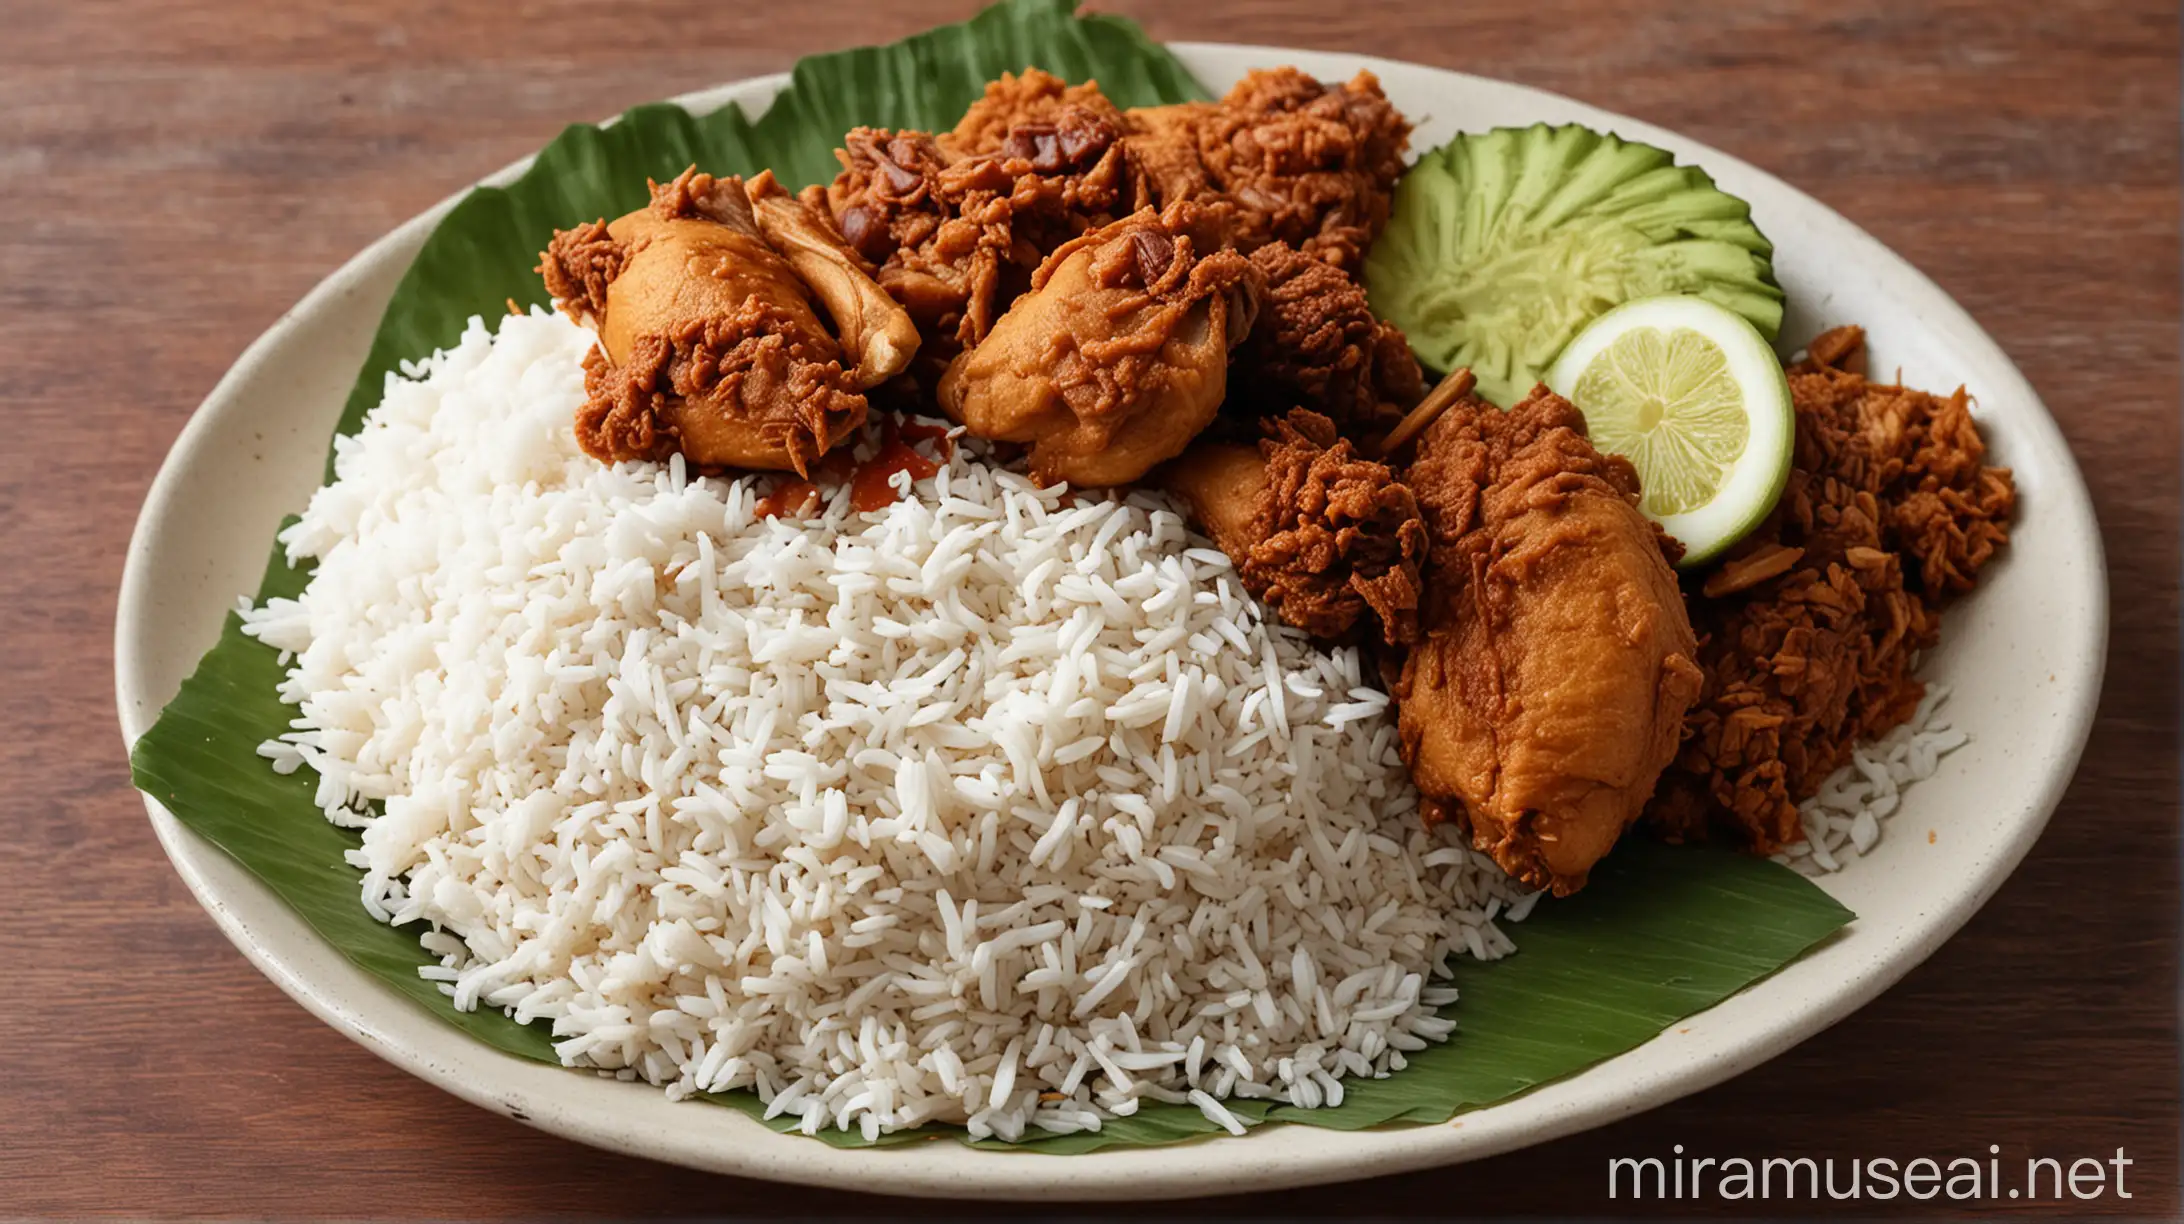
[1124,68,1411,272]
[1648,327,2014,852]
[539,168,913,475]
[806,100,1149,364]
[803,129,978,342]
[745,172,921,391]
[1160,409,1426,644]
[1228,241,1425,430]
[938,202,1258,486]
[1394,387,1702,895]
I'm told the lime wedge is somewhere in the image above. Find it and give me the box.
[1547,294,1793,567]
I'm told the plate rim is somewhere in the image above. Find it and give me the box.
[114,42,2109,1200]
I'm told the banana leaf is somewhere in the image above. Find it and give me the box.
[131,0,1853,1153]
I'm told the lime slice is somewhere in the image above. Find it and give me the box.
[1546,294,1793,567]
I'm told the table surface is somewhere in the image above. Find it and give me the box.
[3,0,2176,1216]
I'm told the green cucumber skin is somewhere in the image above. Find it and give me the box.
[1364,123,1785,408]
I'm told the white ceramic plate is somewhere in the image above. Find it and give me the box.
[114,45,2106,1200]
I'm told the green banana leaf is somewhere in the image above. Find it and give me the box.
[130,0,1853,1154]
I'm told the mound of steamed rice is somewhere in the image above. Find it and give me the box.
[243,309,1539,1140]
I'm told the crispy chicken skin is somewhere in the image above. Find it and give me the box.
[745,171,920,390]
[1394,388,1703,895]
[1160,409,1427,645]
[538,169,882,474]
[806,98,1149,363]
[1229,241,1425,429]
[803,129,977,343]
[1120,101,1213,214]
[938,202,1259,487]
[1124,68,1410,272]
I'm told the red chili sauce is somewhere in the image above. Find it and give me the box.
[850,420,953,512]
[752,479,820,519]
[753,420,955,518]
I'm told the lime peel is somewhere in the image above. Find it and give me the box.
[1547,294,1793,566]
[1363,123,1785,408]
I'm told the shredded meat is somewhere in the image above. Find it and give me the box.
[1249,411,1426,643]
[1394,389,1702,895]
[808,96,1150,364]
[1124,68,1410,272]
[1648,326,2016,851]
[538,219,623,319]
[942,68,1128,158]
[1228,240,1424,428]
[1160,409,1427,645]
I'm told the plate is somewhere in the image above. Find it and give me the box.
[114,44,2106,1200]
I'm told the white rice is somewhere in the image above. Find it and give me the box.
[1774,683,1969,874]
[243,308,1532,1139]
[244,308,1965,1137]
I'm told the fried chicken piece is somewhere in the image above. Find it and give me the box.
[1394,388,1702,895]
[806,101,1150,364]
[803,129,981,347]
[1648,327,2014,852]
[539,168,879,474]
[938,202,1259,486]
[1124,68,1410,272]
[745,171,919,389]
[1228,241,1425,430]
[1161,409,1426,644]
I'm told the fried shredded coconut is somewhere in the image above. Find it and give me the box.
[646,167,757,227]
[1648,326,2016,851]
[810,94,1148,359]
[1027,203,1258,425]
[538,220,624,319]
[1231,240,1425,428]
[1127,68,1411,272]
[942,69,1126,158]
[807,65,1407,395]
[1241,409,1428,645]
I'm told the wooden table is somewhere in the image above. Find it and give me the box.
[3,0,2175,1215]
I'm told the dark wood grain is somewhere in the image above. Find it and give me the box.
[1,0,2175,1216]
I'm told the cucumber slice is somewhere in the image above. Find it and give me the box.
[1363,124,1784,408]
[1547,294,1793,566]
